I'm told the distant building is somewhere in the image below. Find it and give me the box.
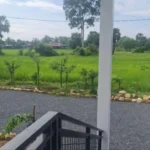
[49,43,65,49]
[3,44,13,48]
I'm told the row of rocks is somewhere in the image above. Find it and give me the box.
[58,89,97,98]
[1,87,150,104]
[112,90,150,104]
[0,86,97,98]
[0,133,16,148]
[0,133,16,141]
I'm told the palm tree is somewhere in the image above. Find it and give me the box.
[112,28,121,55]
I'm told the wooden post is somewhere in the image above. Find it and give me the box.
[32,105,36,122]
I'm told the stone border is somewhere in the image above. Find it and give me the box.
[111,90,150,104]
[0,87,150,104]
[0,86,97,99]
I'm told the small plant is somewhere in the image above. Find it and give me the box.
[30,53,40,88]
[0,42,4,55]
[132,47,145,53]
[4,60,19,85]
[2,113,33,136]
[0,49,4,55]
[88,69,97,94]
[131,80,139,97]
[24,49,35,57]
[64,65,76,89]
[31,72,38,85]
[35,43,58,56]
[51,57,68,87]
[80,68,89,89]
[112,76,123,90]
[18,49,23,56]
[75,46,85,56]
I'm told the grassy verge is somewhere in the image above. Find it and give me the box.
[1,50,150,94]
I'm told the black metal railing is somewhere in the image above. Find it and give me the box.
[0,111,103,150]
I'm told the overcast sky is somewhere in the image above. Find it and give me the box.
[0,0,150,40]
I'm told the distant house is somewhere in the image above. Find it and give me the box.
[49,43,65,49]
[3,44,13,49]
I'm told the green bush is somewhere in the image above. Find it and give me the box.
[35,44,58,56]
[87,44,98,54]
[84,48,92,56]
[18,49,23,56]
[75,46,85,56]
[75,45,98,56]
[132,47,145,53]
[115,46,124,52]
[24,50,35,57]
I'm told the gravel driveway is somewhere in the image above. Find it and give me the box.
[0,90,150,150]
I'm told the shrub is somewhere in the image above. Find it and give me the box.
[88,70,98,93]
[30,53,40,88]
[3,114,33,135]
[0,46,4,55]
[51,57,68,87]
[112,76,123,90]
[75,46,85,56]
[132,47,145,53]
[4,60,19,85]
[60,52,65,56]
[84,48,92,56]
[24,49,35,57]
[87,44,98,54]
[115,46,124,52]
[75,44,98,56]
[35,44,58,56]
[18,49,23,56]
[80,68,89,88]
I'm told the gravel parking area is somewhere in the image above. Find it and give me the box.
[0,90,150,150]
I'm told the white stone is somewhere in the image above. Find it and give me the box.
[119,90,126,94]
[125,93,131,98]
[143,95,149,101]
[132,99,137,102]
[132,94,136,98]
[137,98,143,103]
[125,98,131,102]
[119,97,125,101]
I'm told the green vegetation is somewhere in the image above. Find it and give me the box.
[1,50,150,94]
[3,114,32,135]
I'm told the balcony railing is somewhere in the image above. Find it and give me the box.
[0,111,103,150]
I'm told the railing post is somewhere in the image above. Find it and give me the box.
[51,118,62,150]
[57,117,62,150]
[98,131,102,150]
[52,120,57,150]
[86,127,91,150]
[43,126,51,150]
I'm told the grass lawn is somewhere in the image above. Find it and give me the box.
[1,49,150,93]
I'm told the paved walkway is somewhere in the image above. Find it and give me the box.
[0,90,150,150]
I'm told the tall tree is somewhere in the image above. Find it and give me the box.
[5,37,16,48]
[0,16,10,54]
[113,28,121,55]
[69,33,82,49]
[57,36,70,48]
[85,31,99,47]
[41,35,54,44]
[118,36,136,51]
[136,33,147,47]
[31,38,40,49]
[145,38,150,51]
[63,0,100,48]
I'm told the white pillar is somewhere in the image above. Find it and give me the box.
[97,0,114,150]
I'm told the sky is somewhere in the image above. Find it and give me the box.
[0,0,150,41]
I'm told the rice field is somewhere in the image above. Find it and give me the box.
[1,49,150,92]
